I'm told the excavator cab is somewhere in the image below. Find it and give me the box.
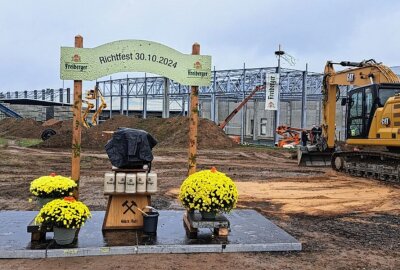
[345,83,400,139]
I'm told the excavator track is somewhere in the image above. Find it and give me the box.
[331,151,400,183]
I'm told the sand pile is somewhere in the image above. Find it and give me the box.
[38,115,235,149]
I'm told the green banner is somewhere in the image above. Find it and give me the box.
[60,40,212,86]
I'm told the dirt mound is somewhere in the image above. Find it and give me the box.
[40,115,235,149]
[0,118,45,139]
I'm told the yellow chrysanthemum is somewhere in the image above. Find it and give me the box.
[35,198,91,229]
[30,175,77,198]
[179,168,238,213]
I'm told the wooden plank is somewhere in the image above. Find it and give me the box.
[102,194,150,230]
[183,212,198,238]
[112,168,147,173]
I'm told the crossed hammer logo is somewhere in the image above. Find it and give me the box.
[122,200,137,214]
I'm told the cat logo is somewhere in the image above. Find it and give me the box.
[347,73,355,82]
[381,117,390,126]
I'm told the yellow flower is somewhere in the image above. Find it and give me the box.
[30,175,77,198]
[34,199,91,229]
[179,168,238,213]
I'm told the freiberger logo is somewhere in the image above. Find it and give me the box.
[267,101,276,109]
[72,54,81,62]
[188,61,208,78]
[65,54,87,72]
[194,61,202,69]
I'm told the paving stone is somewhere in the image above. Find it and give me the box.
[0,210,301,258]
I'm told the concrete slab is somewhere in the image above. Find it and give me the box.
[46,246,138,258]
[0,210,301,258]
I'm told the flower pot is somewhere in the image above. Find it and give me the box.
[53,227,77,245]
[200,211,217,220]
[37,197,56,208]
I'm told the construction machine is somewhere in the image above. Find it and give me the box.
[276,125,308,148]
[298,59,400,182]
[82,85,107,128]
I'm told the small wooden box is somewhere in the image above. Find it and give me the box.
[102,193,151,230]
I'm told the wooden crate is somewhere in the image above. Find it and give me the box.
[102,193,151,230]
[183,211,230,238]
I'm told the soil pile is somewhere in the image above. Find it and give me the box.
[39,115,235,149]
[0,118,45,139]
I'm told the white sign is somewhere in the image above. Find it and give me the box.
[265,73,280,110]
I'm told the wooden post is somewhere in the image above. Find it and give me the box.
[71,35,83,198]
[188,43,200,175]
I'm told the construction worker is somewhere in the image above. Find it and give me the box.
[301,130,308,146]
[310,125,317,144]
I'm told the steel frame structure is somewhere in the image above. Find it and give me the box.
[93,67,324,119]
[0,67,325,117]
[0,88,71,105]
[97,67,323,100]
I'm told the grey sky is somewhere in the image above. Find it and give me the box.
[1,0,400,91]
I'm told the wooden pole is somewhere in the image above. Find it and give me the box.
[188,43,200,175]
[71,35,83,198]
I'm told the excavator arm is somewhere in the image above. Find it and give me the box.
[91,89,107,126]
[82,100,95,128]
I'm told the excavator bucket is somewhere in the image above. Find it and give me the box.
[297,146,332,166]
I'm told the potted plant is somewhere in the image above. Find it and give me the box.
[30,173,77,207]
[179,167,238,220]
[35,197,91,245]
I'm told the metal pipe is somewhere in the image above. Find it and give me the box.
[119,83,123,115]
[143,73,147,119]
[241,63,246,145]
[274,44,283,145]
[301,63,308,128]
[162,77,170,118]
[253,99,258,141]
[109,77,113,119]
[211,66,216,123]
[126,75,129,116]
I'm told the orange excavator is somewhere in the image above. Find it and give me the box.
[276,125,309,148]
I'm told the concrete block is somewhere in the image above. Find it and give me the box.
[137,244,222,254]
[222,243,302,253]
[46,246,138,258]
[0,249,46,259]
